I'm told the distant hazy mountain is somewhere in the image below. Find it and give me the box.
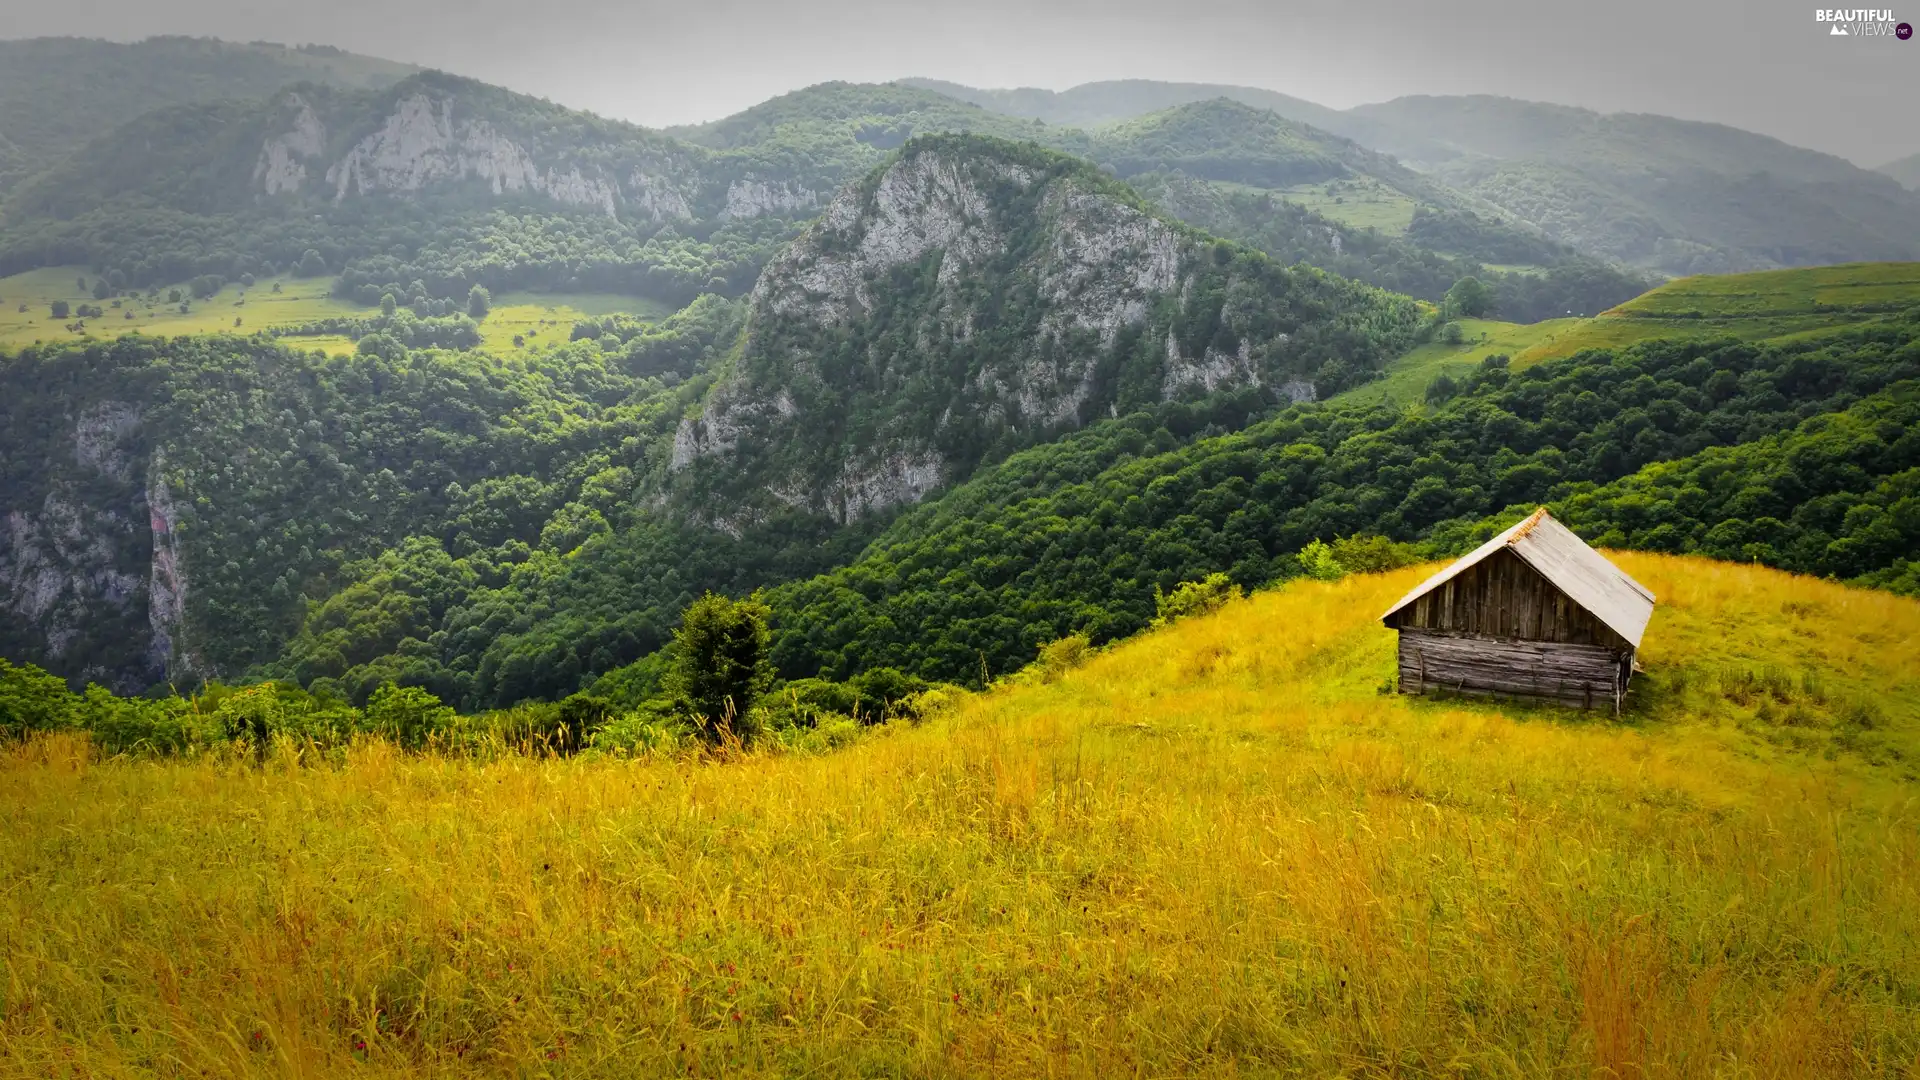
[3,76,1641,320]
[670,87,1644,318]
[1881,153,1920,191]
[899,77,1349,133]
[0,36,416,196]
[913,80,1920,277]
[0,72,883,305]
[1348,95,1920,274]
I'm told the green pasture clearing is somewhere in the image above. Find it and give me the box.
[1338,317,1579,405]
[1611,261,1920,317]
[0,267,362,350]
[476,294,677,354]
[1514,262,1920,364]
[0,270,677,356]
[1275,177,1418,233]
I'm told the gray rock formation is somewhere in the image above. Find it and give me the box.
[668,139,1385,530]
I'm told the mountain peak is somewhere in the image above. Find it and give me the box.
[670,133,1422,528]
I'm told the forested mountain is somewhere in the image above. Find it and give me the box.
[1079,100,1649,320]
[0,74,1647,321]
[0,37,415,197]
[912,79,1920,278]
[0,134,1422,700]
[1882,153,1920,191]
[0,320,719,691]
[5,55,1918,714]
[899,77,1349,133]
[754,316,1920,682]
[676,88,1649,319]
[0,70,843,306]
[665,81,1082,157]
[671,134,1423,529]
[1347,96,1920,276]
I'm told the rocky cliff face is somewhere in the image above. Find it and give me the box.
[0,403,191,690]
[670,135,1421,529]
[242,80,817,226]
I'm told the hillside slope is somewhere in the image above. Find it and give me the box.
[914,79,1920,279]
[4,556,1917,1074]
[900,75,1350,134]
[1881,152,1920,191]
[0,79,1645,323]
[246,136,1428,708]
[759,316,1920,682]
[0,71,835,307]
[234,273,1920,708]
[0,314,730,690]
[1345,96,1920,276]
[671,133,1424,528]
[676,90,1647,319]
[0,36,415,196]
[1513,261,1920,362]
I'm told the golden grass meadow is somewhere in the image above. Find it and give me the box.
[4,554,1919,1077]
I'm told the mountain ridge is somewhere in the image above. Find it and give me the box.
[909,79,1920,277]
[668,133,1424,529]
[0,36,417,197]
[1881,152,1920,191]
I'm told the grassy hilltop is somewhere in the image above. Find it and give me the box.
[4,554,1918,1075]
[1341,261,1920,405]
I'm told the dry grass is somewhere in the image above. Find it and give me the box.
[3,554,1918,1077]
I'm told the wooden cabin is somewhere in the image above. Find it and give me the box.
[1380,508,1655,711]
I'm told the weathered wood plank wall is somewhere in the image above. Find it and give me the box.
[1397,629,1631,709]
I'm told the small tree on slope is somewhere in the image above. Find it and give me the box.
[666,592,773,745]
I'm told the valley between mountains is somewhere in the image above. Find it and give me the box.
[0,45,1915,709]
[2,33,1920,1076]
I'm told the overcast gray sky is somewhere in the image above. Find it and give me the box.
[8,0,1918,164]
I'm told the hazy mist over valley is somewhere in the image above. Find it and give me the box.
[2,3,1918,1075]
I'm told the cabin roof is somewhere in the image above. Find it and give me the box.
[1379,508,1657,648]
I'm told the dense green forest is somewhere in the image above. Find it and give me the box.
[239,310,1920,709]
[751,317,1920,684]
[0,297,742,689]
[2,50,1917,720]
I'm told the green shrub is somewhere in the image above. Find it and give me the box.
[553,693,615,750]
[81,688,208,756]
[1152,573,1243,629]
[0,659,79,739]
[1328,535,1423,575]
[1034,634,1094,684]
[1295,540,1345,581]
[364,683,456,749]
[590,706,683,755]
[765,678,857,730]
[207,682,362,749]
